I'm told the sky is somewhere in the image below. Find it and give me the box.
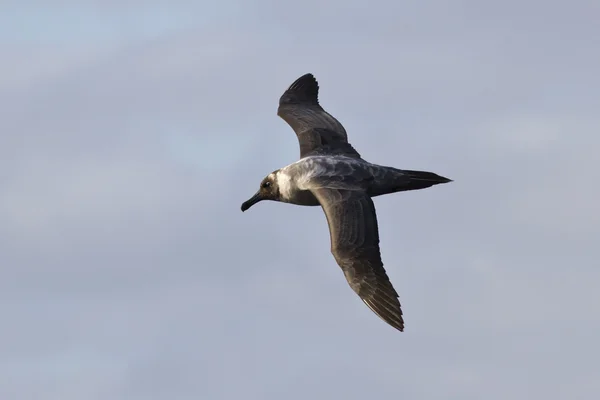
[1,1,599,399]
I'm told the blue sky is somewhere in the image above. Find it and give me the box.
[0,3,217,44]
[1,1,599,399]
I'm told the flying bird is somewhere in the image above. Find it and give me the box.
[241,73,452,332]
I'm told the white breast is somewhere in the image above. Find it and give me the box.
[294,157,329,191]
[277,156,338,199]
[276,171,294,200]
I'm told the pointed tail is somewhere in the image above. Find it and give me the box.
[369,168,452,197]
[403,169,452,188]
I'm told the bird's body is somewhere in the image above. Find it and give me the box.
[274,155,369,205]
[274,155,444,206]
[241,73,452,332]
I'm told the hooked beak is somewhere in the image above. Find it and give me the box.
[241,191,263,212]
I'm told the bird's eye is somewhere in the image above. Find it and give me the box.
[262,181,271,188]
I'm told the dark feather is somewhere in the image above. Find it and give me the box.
[311,188,404,332]
[277,74,360,159]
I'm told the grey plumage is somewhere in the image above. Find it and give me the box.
[312,188,404,331]
[278,74,359,159]
[241,73,452,332]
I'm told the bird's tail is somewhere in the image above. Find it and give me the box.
[368,168,452,197]
[402,169,452,189]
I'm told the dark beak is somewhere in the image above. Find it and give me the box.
[241,191,263,212]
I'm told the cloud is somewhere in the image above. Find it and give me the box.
[1,1,599,399]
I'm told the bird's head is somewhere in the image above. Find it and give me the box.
[240,171,281,212]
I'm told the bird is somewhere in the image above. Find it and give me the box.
[241,73,452,332]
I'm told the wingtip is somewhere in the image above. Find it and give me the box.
[279,73,320,105]
[362,298,405,333]
[289,73,317,88]
[385,319,405,332]
[389,317,405,332]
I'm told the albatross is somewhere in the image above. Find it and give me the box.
[241,73,452,332]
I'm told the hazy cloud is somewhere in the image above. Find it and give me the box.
[1,1,598,399]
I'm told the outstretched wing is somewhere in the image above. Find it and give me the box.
[277,73,360,159]
[311,187,404,332]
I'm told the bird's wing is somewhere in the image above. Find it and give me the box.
[311,187,404,332]
[277,73,361,159]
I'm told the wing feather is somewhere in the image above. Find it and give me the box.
[311,188,404,332]
[277,74,360,159]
